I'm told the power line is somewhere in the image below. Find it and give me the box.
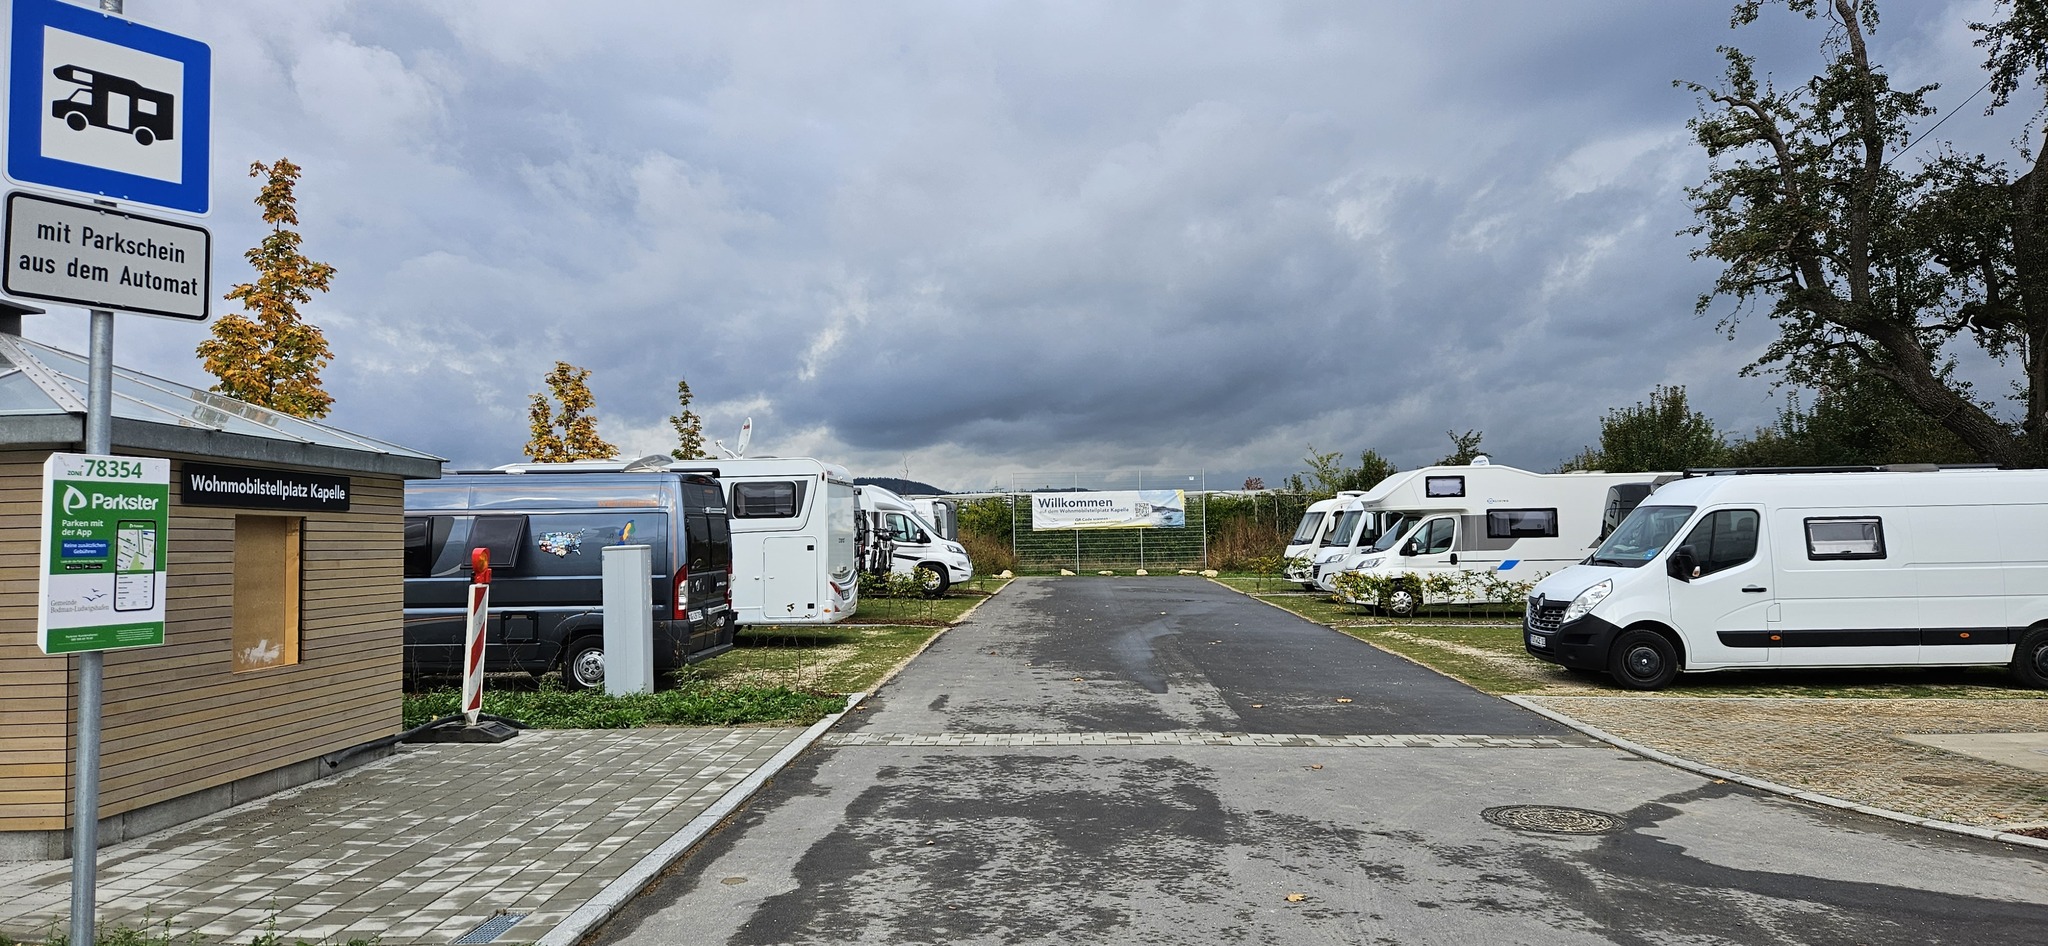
[1887,76,1994,166]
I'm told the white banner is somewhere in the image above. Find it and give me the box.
[1030,490,1186,530]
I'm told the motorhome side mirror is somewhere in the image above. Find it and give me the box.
[1667,547,1700,582]
[1401,539,1421,557]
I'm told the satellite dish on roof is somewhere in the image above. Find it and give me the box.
[715,418,754,459]
[1471,455,1490,466]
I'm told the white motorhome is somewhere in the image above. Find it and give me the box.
[1525,467,2048,690]
[493,455,859,625]
[859,485,974,595]
[1283,491,1367,588]
[1318,460,1674,612]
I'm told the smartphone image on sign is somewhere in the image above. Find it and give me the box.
[114,519,156,612]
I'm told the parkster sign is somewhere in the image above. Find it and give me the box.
[1029,489,1187,531]
[38,452,169,653]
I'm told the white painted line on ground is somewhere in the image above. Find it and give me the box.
[1502,695,2048,852]
[535,690,870,946]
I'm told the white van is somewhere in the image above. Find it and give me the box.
[1524,468,2048,690]
[859,485,975,595]
[1318,461,1674,612]
[910,498,960,541]
[494,455,860,626]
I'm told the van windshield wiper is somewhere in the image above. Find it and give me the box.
[1587,556,1632,567]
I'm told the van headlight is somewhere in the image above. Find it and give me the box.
[1561,580,1612,624]
[1355,556,1383,570]
[946,543,965,554]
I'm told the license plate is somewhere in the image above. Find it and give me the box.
[1527,634,1548,648]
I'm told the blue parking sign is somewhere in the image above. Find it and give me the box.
[4,0,210,215]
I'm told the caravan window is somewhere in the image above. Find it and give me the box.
[1487,508,1558,539]
[1805,517,1885,560]
[1327,510,1365,545]
[1676,509,1760,576]
[1416,518,1456,554]
[1425,476,1465,498]
[403,516,454,578]
[467,515,526,570]
[732,481,806,518]
[1290,511,1327,545]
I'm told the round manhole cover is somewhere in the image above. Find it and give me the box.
[1482,805,1625,835]
[1904,775,1964,787]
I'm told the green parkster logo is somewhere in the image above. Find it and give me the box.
[62,485,159,514]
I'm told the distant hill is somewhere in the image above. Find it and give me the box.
[855,476,949,496]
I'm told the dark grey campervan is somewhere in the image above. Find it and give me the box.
[402,471,735,688]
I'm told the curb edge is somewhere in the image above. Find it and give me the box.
[1501,694,2048,852]
[536,689,871,946]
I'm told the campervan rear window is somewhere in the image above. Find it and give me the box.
[733,481,806,518]
[1486,508,1558,538]
[1805,517,1885,560]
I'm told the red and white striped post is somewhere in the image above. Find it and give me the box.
[461,547,492,727]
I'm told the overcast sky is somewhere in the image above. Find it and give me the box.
[13,0,2017,491]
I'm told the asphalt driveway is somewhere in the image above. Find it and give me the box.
[592,577,2048,945]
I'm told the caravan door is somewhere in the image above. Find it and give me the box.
[762,534,820,621]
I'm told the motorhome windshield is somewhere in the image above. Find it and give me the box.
[1327,510,1367,545]
[1587,505,1697,567]
[1368,514,1416,553]
[1290,511,1326,545]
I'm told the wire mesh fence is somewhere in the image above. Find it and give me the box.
[1007,470,1209,571]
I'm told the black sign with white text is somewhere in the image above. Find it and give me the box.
[181,462,349,511]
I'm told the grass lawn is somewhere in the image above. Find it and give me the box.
[403,581,1006,728]
[1235,582,2048,700]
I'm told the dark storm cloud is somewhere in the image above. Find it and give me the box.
[12,1,1995,488]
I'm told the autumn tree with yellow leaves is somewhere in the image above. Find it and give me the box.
[526,361,617,462]
[196,159,337,418]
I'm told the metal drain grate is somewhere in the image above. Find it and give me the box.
[453,913,528,944]
[1482,805,1625,835]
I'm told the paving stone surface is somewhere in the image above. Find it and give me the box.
[1525,696,2048,828]
[0,727,805,946]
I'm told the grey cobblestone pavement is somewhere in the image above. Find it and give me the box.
[1522,696,2048,829]
[0,727,806,946]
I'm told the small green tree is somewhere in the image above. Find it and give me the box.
[525,361,616,462]
[1282,445,1400,496]
[1438,429,1485,465]
[196,159,337,418]
[1588,385,1726,472]
[668,378,707,460]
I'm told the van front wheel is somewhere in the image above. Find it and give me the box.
[2010,626,2048,689]
[1608,629,1678,690]
[563,638,605,691]
[917,564,950,598]
[1382,584,1419,618]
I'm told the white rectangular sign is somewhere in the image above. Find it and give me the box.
[1030,490,1187,530]
[3,189,208,318]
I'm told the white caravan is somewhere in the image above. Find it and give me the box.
[1525,467,2048,690]
[859,485,975,595]
[1283,491,1367,588]
[1318,460,1675,612]
[494,455,859,625]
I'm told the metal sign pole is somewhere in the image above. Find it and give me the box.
[69,7,121,943]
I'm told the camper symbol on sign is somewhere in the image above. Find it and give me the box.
[50,64,176,147]
[4,0,211,214]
